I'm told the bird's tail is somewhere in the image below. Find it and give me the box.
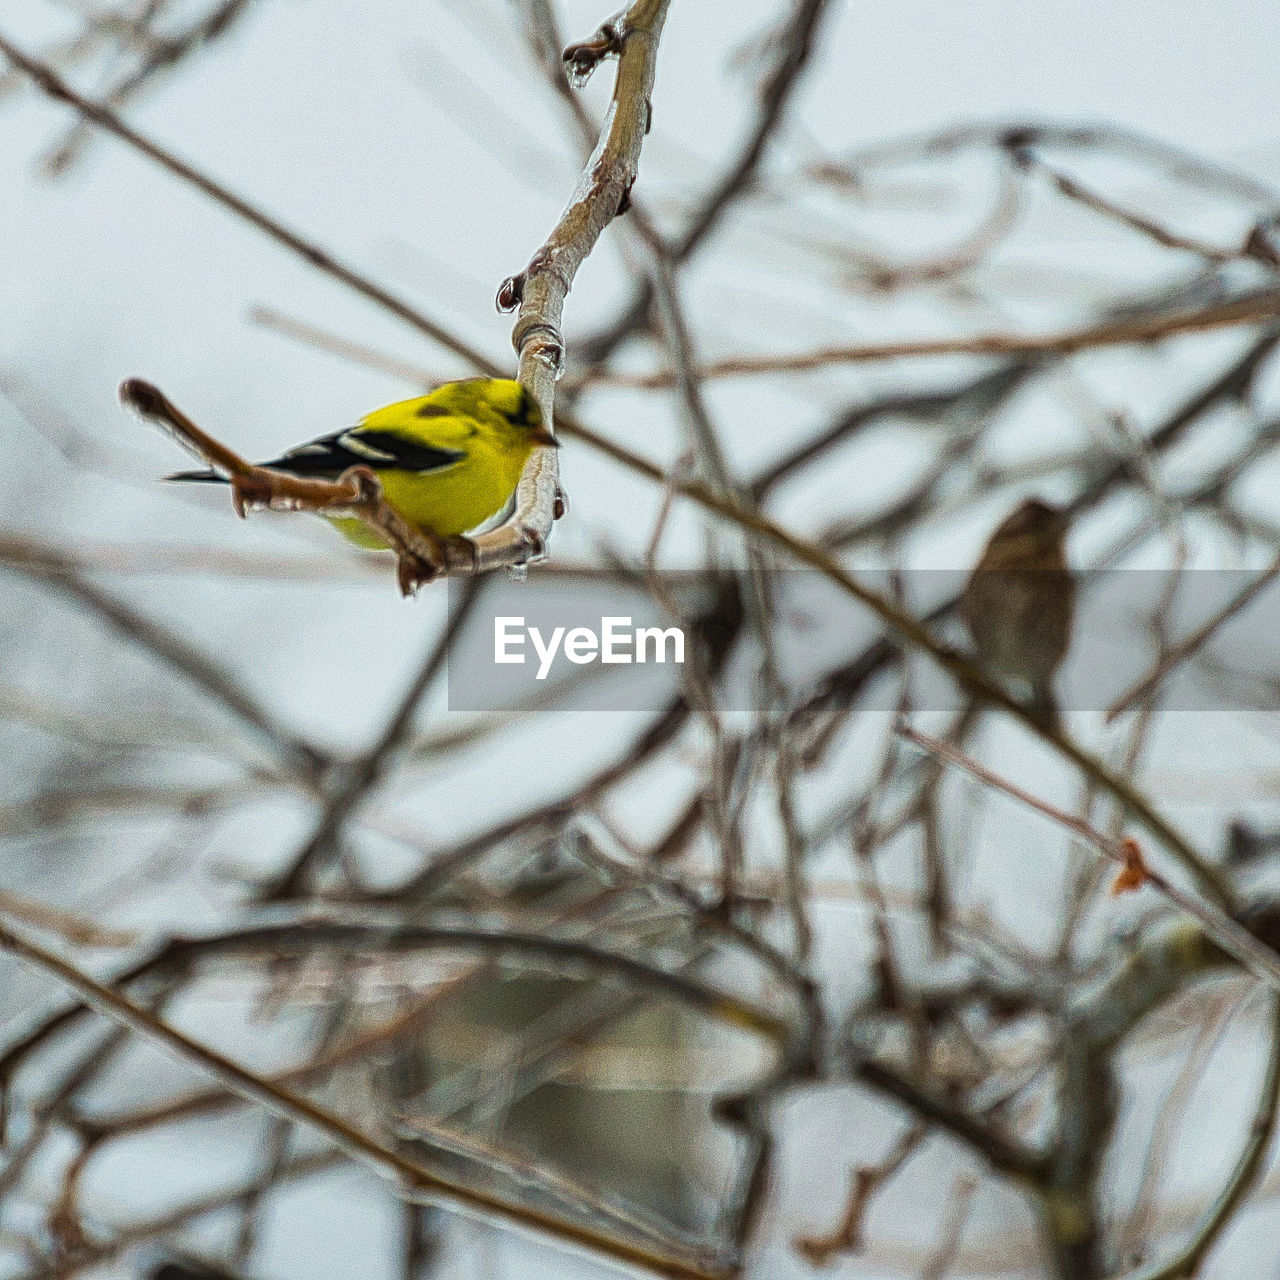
[166,469,229,484]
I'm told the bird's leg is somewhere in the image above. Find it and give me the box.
[387,524,450,596]
[400,536,480,592]
[396,547,442,597]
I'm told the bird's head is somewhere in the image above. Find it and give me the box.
[978,498,1071,571]
[472,378,558,448]
[996,498,1068,542]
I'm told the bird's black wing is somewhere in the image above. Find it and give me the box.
[261,429,466,478]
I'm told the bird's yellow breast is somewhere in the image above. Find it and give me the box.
[331,435,529,548]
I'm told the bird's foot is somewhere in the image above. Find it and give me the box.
[396,551,440,597]
[395,533,482,596]
[339,465,383,507]
[396,538,445,597]
[230,469,285,518]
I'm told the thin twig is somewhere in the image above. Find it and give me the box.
[0,30,495,371]
[248,305,439,387]
[1106,556,1280,722]
[1119,987,1242,1258]
[0,891,136,949]
[896,724,1280,989]
[794,1125,926,1265]
[263,576,486,898]
[1,544,324,776]
[610,291,1280,386]
[9,1150,345,1280]
[920,1175,979,1280]
[1016,149,1248,265]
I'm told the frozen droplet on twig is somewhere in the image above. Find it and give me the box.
[565,60,593,90]
[561,22,624,90]
[507,562,528,583]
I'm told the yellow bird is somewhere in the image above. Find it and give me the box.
[168,377,557,547]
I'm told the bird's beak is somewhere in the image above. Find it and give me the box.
[529,424,560,448]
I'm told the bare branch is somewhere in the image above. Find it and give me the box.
[0,29,496,372]
[1116,996,1280,1280]
[0,919,736,1280]
[896,724,1280,989]
[609,292,1280,386]
[1106,556,1280,722]
[488,0,673,573]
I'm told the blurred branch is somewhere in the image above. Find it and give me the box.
[896,725,1280,989]
[1,541,324,777]
[1119,989,1241,1260]
[610,291,1280,386]
[834,120,1280,211]
[794,1124,926,1266]
[262,576,486,898]
[921,1175,979,1280]
[848,1058,1044,1181]
[39,0,261,177]
[8,5,1280,1273]
[786,331,1279,750]
[247,304,439,387]
[0,919,736,1280]
[0,780,272,841]
[557,414,1231,902]
[165,921,795,1044]
[0,892,137,950]
[381,576,743,900]
[8,1150,344,1280]
[0,1022,130,1202]
[1106,555,1280,722]
[1014,147,1276,267]
[0,30,496,372]
[0,532,383,582]
[1121,995,1280,1280]
[751,360,1032,501]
